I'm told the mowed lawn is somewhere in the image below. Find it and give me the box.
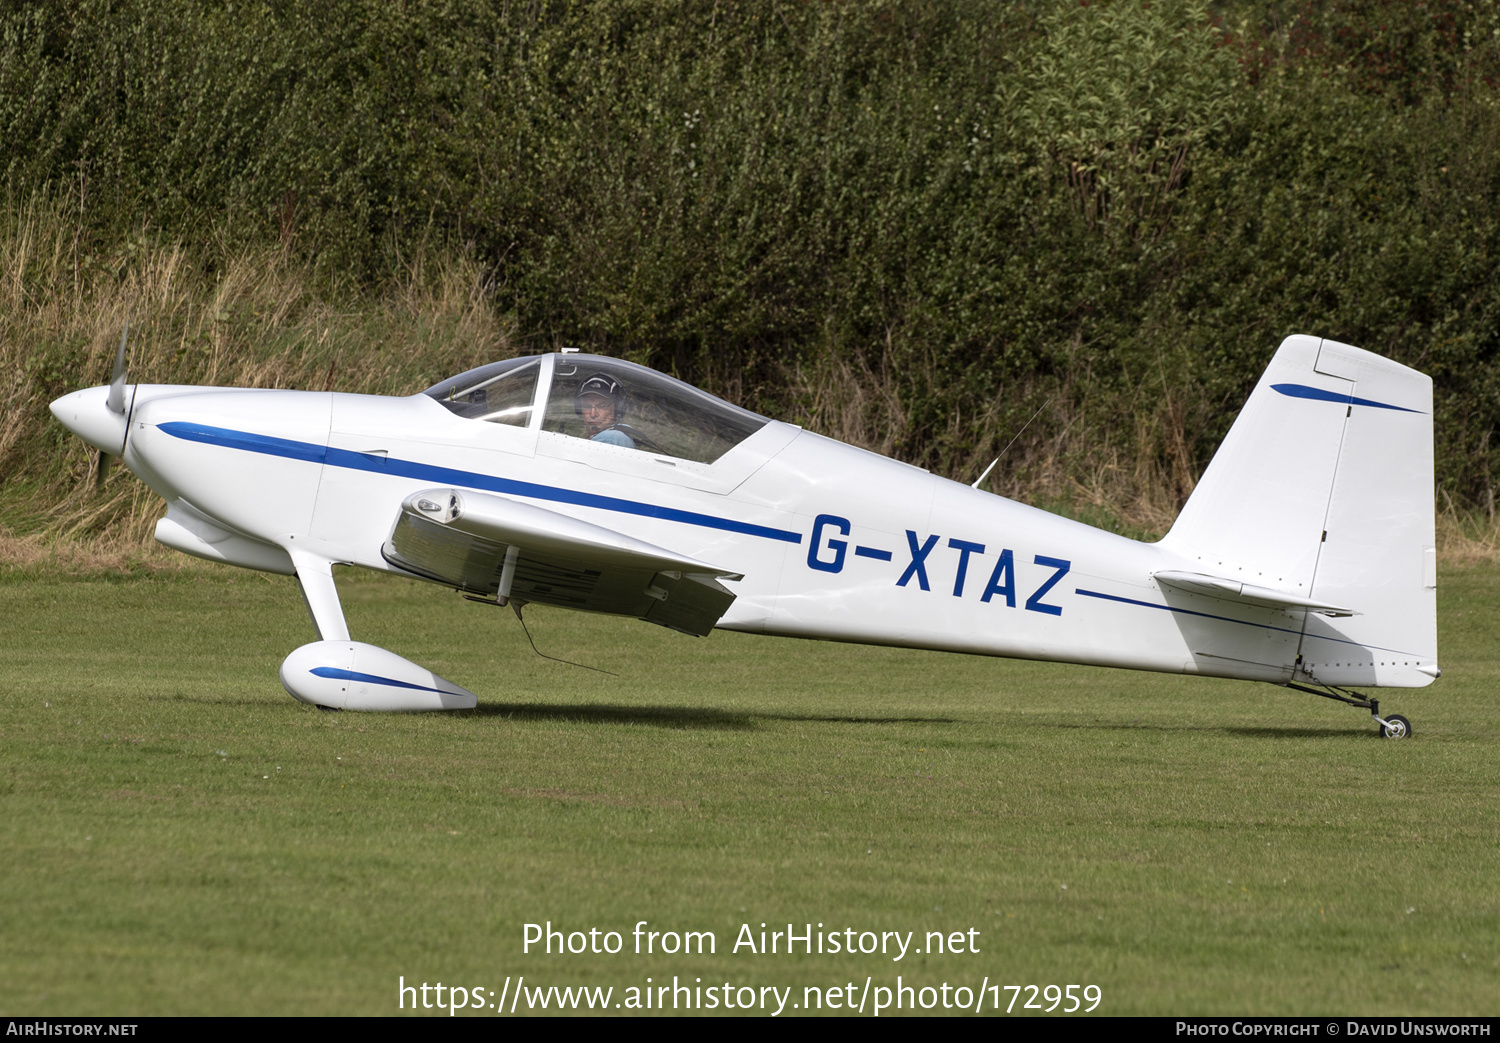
[0,561,1496,1016]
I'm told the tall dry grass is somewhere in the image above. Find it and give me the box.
[779,341,1202,542]
[1,192,512,563]
[778,339,1500,558]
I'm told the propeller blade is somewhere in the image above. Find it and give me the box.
[106,320,129,416]
[94,451,114,492]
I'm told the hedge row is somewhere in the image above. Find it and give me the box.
[4,0,1499,510]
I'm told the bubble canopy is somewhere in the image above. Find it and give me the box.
[423,354,769,465]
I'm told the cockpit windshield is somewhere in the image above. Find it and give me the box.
[423,353,769,464]
[423,357,540,426]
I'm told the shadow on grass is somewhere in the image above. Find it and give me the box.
[466,702,957,731]
[1041,720,1378,739]
[139,693,954,729]
[1224,726,1382,740]
[165,694,1376,738]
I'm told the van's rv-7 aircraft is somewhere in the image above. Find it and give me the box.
[50,334,1437,736]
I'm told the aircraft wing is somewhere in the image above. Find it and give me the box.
[1152,570,1355,617]
[382,487,742,636]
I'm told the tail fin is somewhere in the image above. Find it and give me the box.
[1160,335,1437,687]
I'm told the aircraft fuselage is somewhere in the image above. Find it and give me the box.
[111,382,1347,686]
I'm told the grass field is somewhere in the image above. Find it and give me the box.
[1,560,1497,1016]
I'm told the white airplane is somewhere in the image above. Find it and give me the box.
[50,334,1437,736]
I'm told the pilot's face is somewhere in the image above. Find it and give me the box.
[579,393,616,436]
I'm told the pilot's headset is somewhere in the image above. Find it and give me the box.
[574,373,625,418]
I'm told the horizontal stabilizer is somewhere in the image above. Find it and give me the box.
[383,487,740,635]
[1153,570,1356,617]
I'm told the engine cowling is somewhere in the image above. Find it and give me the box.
[280,641,477,711]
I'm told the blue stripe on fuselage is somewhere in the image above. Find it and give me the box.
[158,420,803,544]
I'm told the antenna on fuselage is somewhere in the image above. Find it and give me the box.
[971,458,999,490]
[511,601,619,676]
[972,397,1051,491]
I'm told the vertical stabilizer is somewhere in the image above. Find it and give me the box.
[1160,335,1437,687]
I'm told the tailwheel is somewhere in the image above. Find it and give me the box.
[1380,714,1411,739]
[1283,683,1414,739]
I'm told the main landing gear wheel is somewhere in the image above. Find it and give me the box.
[1380,714,1411,739]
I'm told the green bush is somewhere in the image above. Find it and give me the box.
[3,0,1498,527]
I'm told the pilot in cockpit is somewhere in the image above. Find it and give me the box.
[575,373,638,449]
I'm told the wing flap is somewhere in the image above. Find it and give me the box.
[383,487,740,635]
[642,571,738,637]
[1153,570,1356,617]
